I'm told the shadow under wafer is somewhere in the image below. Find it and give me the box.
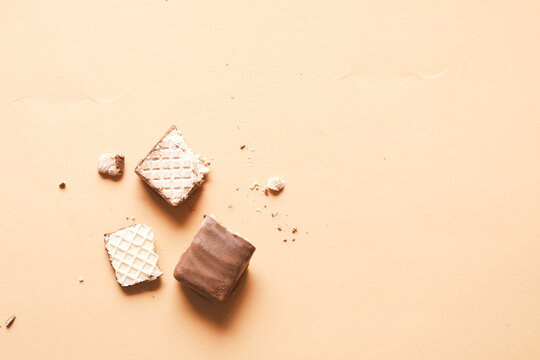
[178,270,252,329]
[136,175,207,226]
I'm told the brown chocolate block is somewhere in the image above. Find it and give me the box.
[174,215,255,302]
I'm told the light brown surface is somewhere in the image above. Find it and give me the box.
[1,1,540,359]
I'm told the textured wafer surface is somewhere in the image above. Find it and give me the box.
[135,126,209,206]
[104,224,162,287]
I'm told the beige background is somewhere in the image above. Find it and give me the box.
[1,0,540,359]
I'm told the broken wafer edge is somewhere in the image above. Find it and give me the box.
[104,224,163,287]
[134,125,210,206]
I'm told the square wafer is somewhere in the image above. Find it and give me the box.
[135,125,209,206]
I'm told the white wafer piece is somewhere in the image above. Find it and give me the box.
[97,153,125,176]
[135,125,210,206]
[104,224,162,287]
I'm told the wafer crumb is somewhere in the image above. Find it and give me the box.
[266,177,285,192]
[249,181,260,191]
[5,315,15,329]
[98,153,125,176]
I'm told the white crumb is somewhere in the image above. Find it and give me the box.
[97,153,125,176]
[256,208,261,212]
[250,147,255,152]
[266,177,285,192]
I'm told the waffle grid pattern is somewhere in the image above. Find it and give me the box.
[136,128,205,205]
[105,224,162,286]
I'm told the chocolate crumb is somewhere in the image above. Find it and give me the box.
[59,182,66,189]
[78,276,84,283]
[240,145,246,150]
[277,227,282,231]
[292,227,298,234]
[5,315,15,329]
[283,239,287,242]
[292,238,296,242]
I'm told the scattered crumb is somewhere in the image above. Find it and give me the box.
[78,276,84,283]
[250,147,255,152]
[235,187,239,191]
[283,239,287,242]
[59,182,66,189]
[230,96,235,100]
[5,315,15,329]
[240,145,246,150]
[277,227,282,231]
[249,181,260,191]
[131,216,135,221]
[292,238,296,242]
[264,188,269,196]
[256,208,261,213]
[228,205,233,209]
[266,177,285,192]
[292,227,298,234]
[126,217,129,220]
